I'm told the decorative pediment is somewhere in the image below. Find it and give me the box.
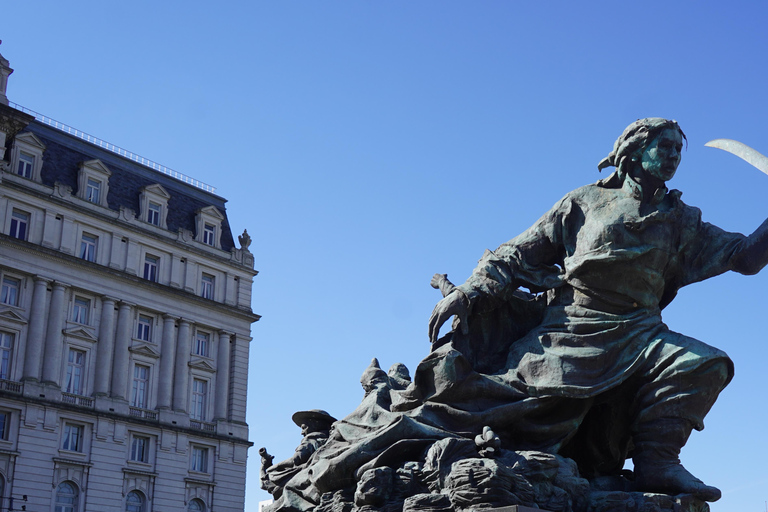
[80,159,112,176]
[128,343,161,359]
[63,326,98,342]
[196,205,224,221]
[14,131,46,150]
[188,358,216,373]
[0,308,27,325]
[142,183,170,199]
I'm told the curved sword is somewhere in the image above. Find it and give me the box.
[705,138,768,176]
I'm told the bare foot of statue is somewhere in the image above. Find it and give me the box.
[634,461,721,502]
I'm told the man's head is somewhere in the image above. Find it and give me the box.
[598,118,687,181]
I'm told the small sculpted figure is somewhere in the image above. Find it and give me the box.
[260,409,337,499]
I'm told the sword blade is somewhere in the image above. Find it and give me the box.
[705,138,768,176]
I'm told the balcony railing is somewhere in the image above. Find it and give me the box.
[62,392,94,408]
[8,102,216,194]
[129,407,158,420]
[190,420,216,433]
[0,379,21,393]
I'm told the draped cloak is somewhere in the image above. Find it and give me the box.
[284,175,768,502]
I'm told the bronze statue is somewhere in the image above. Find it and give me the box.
[264,118,768,512]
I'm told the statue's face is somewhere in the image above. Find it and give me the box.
[640,128,683,182]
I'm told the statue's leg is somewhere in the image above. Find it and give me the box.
[630,331,732,502]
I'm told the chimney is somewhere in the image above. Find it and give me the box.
[0,41,13,106]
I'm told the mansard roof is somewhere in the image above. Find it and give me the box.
[23,121,236,252]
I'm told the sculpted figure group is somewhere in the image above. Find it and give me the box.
[261,118,768,512]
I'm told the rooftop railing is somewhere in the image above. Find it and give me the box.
[9,102,216,194]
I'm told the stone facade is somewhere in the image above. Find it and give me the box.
[0,68,258,511]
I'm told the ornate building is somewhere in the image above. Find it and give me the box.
[0,51,258,511]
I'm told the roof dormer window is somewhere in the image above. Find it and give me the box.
[194,206,224,249]
[77,159,111,208]
[139,184,170,229]
[9,131,46,182]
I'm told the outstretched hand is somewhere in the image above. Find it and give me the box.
[428,290,469,344]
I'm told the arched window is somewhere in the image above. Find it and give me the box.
[126,491,144,512]
[188,498,205,512]
[55,481,78,512]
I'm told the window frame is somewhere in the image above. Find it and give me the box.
[9,132,46,183]
[54,481,79,512]
[139,184,170,229]
[136,315,153,343]
[72,296,91,325]
[0,276,21,307]
[129,434,150,464]
[125,490,145,512]
[64,348,86,395]
[9,208,29,241]
[194,331,210,358]
[79,232,98,262]
[61,422,85,453]
[0,331,14,381]
[190,445,210,473]
[190,378,208,421]
[131,364,150,409]
[77,159,111,207]
[143,254,159,282]
[200,273,214,300]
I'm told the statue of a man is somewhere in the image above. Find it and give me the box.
[425,117,768,501]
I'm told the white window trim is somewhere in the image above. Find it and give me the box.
[194,206,224,249]
[71,295,92,326]
[189,375,211,422]
[77,159,111,207]
[60,420,90,455]
[128,432,155,466]
[139,183,170,229]
[0,272,23,308]
[9,131,46,183]
[128,355,158,411]
[135,313,155,343]
[189,444,212,474]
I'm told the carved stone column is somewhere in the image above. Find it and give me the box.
[214,331,231,421]
[22,276,50,381]
[172,319,192,412]
[110,302,133,400]
[41,282,68,385]
[93,296,117,396]
[157,314,177,409]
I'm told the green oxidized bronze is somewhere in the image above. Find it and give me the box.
[261,118,768,512]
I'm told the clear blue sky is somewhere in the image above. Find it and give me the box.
[4,2,768,510]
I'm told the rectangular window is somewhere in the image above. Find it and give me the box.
[0,332,14,381]
[65,348,85,395]
[17,153,34,178]
[190,379,208,421]
[143,254,158,282]
[80,233,97,262]
[0,411,9,440]
[131,364,149,409]
[137,315,153,342]
[62,423,83,452]
[203,223,215,246]
[194,332,209,357]
[9,210,29,240]
[1,277,20,306]
[191,445,209,472]
[73,297,90,324]
[130,435,149,462]
[86,178,101,204]
[201,274,214,300]
[147,202,161,226]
